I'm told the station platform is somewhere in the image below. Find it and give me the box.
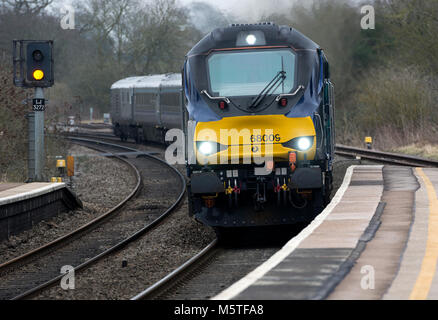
[214,165,438,300]
[0,182,82,241]
[0,183,25,193]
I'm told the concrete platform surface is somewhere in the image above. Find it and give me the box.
[383,168,438,300]
[327,166,418,300]
[0,183,24,192]
[0,182,65,206]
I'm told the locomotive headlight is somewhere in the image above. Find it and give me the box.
[196,141,228,156]
[236,31,266,46]
[198,142,215,156]
[246,34,257,45]
[297,137,312,151]
[281,136,314,151]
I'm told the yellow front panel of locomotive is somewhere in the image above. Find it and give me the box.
[194,115,317,164]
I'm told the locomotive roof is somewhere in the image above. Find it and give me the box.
[187,22,320,57]
[111,73,181,89]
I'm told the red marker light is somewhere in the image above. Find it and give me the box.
[289,151,297,172]
[266,161,274,171]
[279,98,288,107]
[219,101,227,110]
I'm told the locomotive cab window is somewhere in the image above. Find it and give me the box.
[207,49,296,97]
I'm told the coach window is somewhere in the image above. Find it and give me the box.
[161,92,179,112]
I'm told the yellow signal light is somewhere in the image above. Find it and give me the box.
[56,159,66,168]
[33,69,44,80]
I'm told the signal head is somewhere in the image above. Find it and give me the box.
[25,41,54,87]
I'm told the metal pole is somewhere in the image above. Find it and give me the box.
[27,112,36,182]
[32,87,45,181]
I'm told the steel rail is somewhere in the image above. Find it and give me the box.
[131,239,219,300]
[335,144,438,167]
[5,137,186,300]
[0,140,141,273]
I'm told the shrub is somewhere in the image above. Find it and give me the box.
[349,65,438,149]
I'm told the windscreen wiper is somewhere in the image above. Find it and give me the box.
[249,71,286,109]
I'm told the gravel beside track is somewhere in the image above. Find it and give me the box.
[0,145,136,265]
[13,137,215,300]
[33,198,216,299]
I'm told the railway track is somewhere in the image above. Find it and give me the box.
[131,239,219,300]
[130,224,306,300]
[0,137,186,300]
[335,144,438,167]
[131,239,283,300]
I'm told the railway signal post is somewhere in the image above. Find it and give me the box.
[13,40,54,181]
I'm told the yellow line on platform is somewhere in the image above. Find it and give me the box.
[410,168,438,300]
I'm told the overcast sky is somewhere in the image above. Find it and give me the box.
[55,0,297,20]
[179,0,296,20]
[56,0,361,21]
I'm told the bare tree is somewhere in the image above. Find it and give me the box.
[1,0,52,15]
[78,0,131,63]
[126,0,200,74]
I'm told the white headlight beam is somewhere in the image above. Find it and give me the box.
[198,142,214,155]
[297,137,312,151]
[246,34,257,45]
